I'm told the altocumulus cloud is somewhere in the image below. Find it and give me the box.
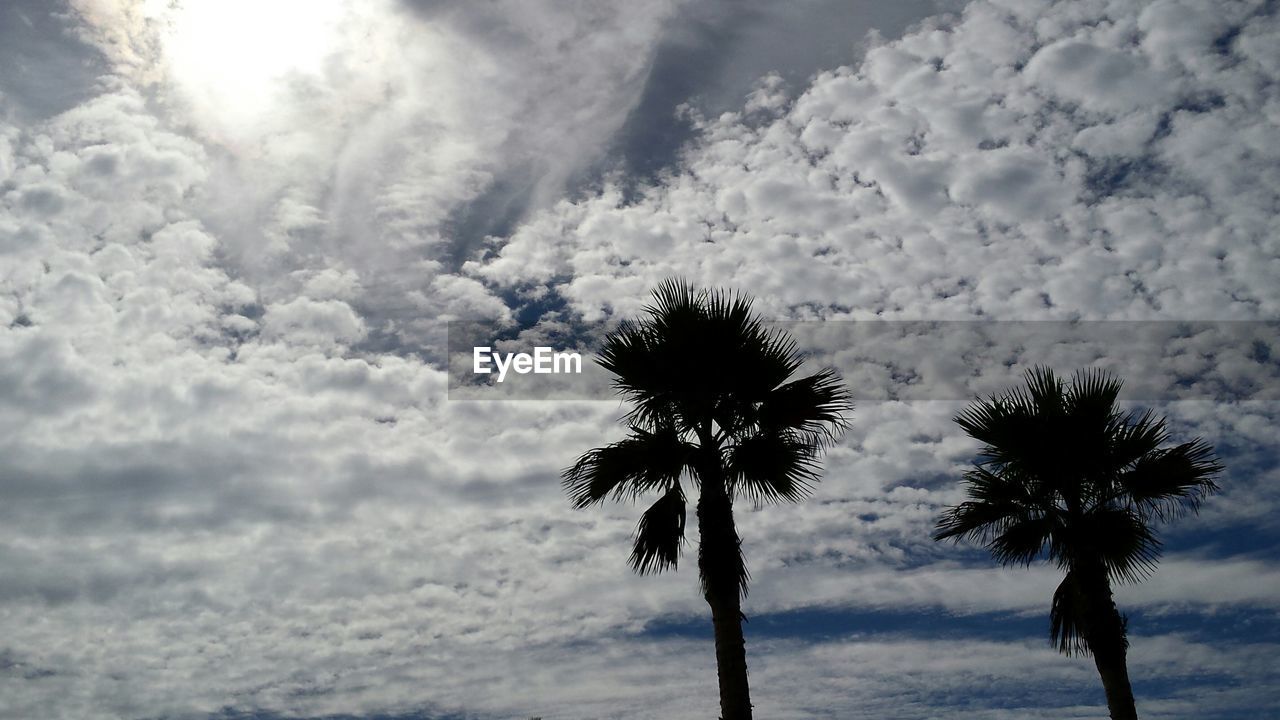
[1,0,1279,719]
[473,0,1278,323]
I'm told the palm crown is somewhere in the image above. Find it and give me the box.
[934,366,1221,654]
[562,279,851,591]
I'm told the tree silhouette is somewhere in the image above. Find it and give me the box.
[934,367,1221,720]
[563,280,852,720]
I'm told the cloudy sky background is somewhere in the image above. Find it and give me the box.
[2,0,1279,717]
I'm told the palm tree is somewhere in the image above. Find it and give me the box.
[934,367,1221,720]
[563,280,852,720]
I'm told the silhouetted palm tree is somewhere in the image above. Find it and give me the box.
[934,367,1221,720]
[563,280,852,720]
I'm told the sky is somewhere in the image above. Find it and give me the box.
[1,0,1278,718]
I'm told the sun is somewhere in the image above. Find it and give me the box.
[160,0,350,131]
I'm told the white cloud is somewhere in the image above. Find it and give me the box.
[261,297,367,349]
[475,0,1278,323]
[949,146,1071,221]
[2,0,1278,718]
[1024,39,1178,114]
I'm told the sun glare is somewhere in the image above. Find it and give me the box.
[161,0,349,130]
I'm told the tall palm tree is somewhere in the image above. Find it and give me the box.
[934,367,1221,720]
[563,280,852,720]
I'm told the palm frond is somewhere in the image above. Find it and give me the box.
[755,368,853,448]
[1050,572,1090,656]
[597,320,686,433]
[1078,508,1162,584]
[953,394,1015,445]
[647,278,703,320]
[630,484,687,575]
[933,467,1048,544]
[1118,439,1222,521]
[1107,408,1169,470]
[1024,365,1066,414]
[727,430,820,504]
[562,424,694,508]
[954,393,1050,472]
[698,296,803,403]
[988,514,1058,567]
[1064,367,1123,422]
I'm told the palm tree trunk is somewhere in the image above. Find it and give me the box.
[697,480,752,720]
[1092,637,1137,720]
[1077,569,1137,720]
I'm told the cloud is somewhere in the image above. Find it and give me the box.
[261,297,367,349]
[1,0,1278,718]
[474,0,1278,323]
[1024,39,1178,114]
[61,0,692,352]
[949,146,1071,221]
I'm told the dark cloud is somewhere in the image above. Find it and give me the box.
[0,0,106,121]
